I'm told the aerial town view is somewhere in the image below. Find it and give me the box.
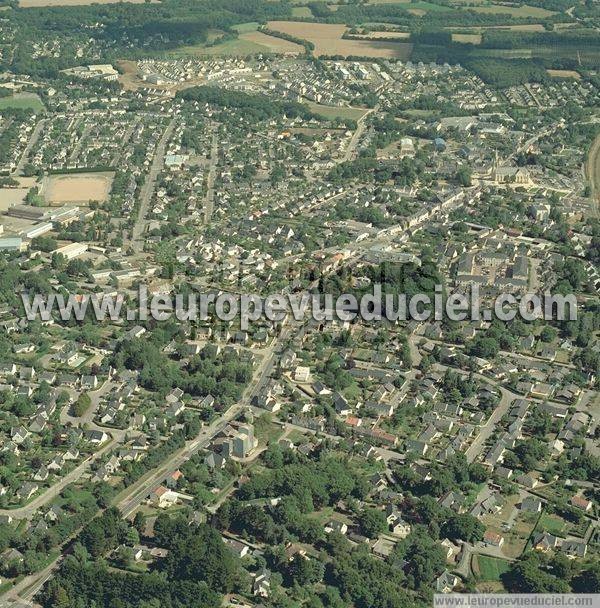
[0,0,598,607]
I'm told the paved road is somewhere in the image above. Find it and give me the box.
[117,319,292,517]
[203,127,218,225]
[0,320,291,604]
[130,118,176,252]
[117,408,242,517]
[464,387,515,463]
[0,432,120,520]
[5,558,58,604]
[12,118,47,176]
[340,108,374,163]
[59,380,114,427]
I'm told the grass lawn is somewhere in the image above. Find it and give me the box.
[0,95,44,112]
[168,37,269,58]
[537,513,568,536]
[402,108,438,118]
[287,429,310,443]
[292,6,312,17]
[307,102,369,122]
[306,506,336,523]
[232,22,260,33]
[254,414,284,445]
[476,555,511,581]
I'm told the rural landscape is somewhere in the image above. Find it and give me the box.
[0,0,599,607]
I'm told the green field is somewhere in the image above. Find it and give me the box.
[471,3,556,17]
[307,102,369,121]
[408,1,452,11]
[232,21,260,33]
[0,95,44,112]
[292,6,312,17]
[476,555,511,581]
[168,37,269,58]
[537,513,568,536]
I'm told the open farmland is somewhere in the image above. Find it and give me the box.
[19,0,155,6]
[171,38,269,57]
[452,33,483,44]
[167,29,304,58]
[291,6,312,17]
[547,69,581,79]
[41,172,114,204]
[445,24,548,35]
[267,21,412,58]
[349,31,411,40]
[240,31,305,54]
[471,3,556,17]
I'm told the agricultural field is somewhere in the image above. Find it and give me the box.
[452,33,483,44]
[168,28,305,58]
[291,6,312,17]
[446,24,548,34]
[547,69,581,79]
[19,0,154,6]
[240,31,305,54]
[231,22,260,34]
[470,3,556,17]
[406,1,451,12]
[473,555,511,581]
[267,21,412,58]
[41,172,114,204]
[174,38,269,57]
[349,31,411,39]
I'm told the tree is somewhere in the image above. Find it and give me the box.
[288,556,324,585]
[358,507,387,538]
[133,512,145,534]
[456,166,472,187]
[72,392,91,417]
[160,524,239,593]
[502,552,570,593]
[126,527,140,546]
[539,326,557,343]
[395,527,446,590]
[572,562,600,593]
[441,514,484,543]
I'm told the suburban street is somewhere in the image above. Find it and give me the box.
[12,118,47,176]
[203,126,219,225]
[0,433,120,520]
[129,117,176,252]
